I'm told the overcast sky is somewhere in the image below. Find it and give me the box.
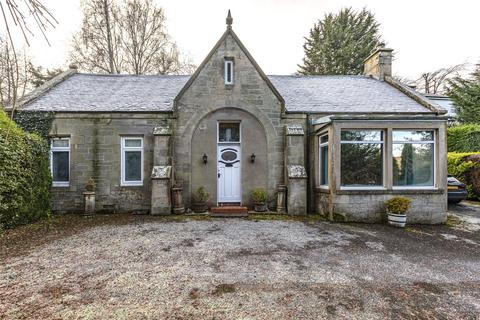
[16,0,480,79]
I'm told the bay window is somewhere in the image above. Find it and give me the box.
[392,130,435,187]
[319,133,329,187]
[341,130,383,187]
[121,137,143,186]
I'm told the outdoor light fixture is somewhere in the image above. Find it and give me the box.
[250,153,256,163]
[203,153,208,164]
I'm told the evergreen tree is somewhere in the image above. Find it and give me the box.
[298,8,382,75]
[448,63,480,123]
[29,64,63,88]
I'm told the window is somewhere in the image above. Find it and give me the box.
[224,59,234,85]
[393,130,435,187]
[341,130,383,187]
[218,123,240,143]
[319,134,329,187]
[121,137,143,186]
[50,138,70,187]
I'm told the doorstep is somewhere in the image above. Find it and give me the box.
[210,206,249,217]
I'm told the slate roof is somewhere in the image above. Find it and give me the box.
[425,94,457,118]
[22,73,190,112]
[22,73,435,114]
[268,75,433,113]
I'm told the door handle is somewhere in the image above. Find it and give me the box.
[218,173,221,178]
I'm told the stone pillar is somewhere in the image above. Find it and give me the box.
[151,166,172,215]
[285,124,307,215]
[151,124,174,215]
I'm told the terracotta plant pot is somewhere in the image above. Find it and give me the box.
[253,202,267,212]
[387,211,407,228]
[192,202,208,213]
[83,191,96,216]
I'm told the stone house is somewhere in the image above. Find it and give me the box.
[18,12,448,223]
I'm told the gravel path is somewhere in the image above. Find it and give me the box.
[1,212,480,319]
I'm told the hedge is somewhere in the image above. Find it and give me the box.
[447,152,480,200]
[0,111,51,230]
[447,124,480,153]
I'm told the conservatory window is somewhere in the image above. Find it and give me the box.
[392,130,435,187]
[319,134,329,187]
[340,130,384,188]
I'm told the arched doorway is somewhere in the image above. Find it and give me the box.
[191,108,268,207]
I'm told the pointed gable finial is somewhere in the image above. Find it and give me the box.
[226,10,233,28]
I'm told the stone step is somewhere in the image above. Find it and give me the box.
[210,206,249,217]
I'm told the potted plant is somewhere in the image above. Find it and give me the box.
[251,188,268,212]
[385,196,411,228]
[192,187,209,213]
[83,178,96,215]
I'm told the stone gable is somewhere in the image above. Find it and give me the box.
[173,28,285,206]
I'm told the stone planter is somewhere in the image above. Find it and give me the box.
[192,202,208,213]
[387,211,407,228]
[253,202,267,212]
[172,186,185,214]
[83,191,95,216]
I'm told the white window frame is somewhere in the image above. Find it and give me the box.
[319,133,329,188]
[121,137,144,186]
[50,137,70,187]
[217,121,241,144]
[340,130,386,190]
[224,59,234,85]
[392,130,436,190]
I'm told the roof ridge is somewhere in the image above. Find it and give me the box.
[76,73,191,78]
[267,74,369,78]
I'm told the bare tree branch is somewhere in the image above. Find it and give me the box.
[70,0,195,75]
[415,64,466,94]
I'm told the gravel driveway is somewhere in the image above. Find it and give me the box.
[1,210,480,319]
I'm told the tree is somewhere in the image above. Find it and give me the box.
[0,39,30,108]
[71,0,122,74]
[29,63,63,88]
[0,0,56,112]
[448,63,480,123]
[70,0,194,75]
[415,64,465,94]
[298,8,382,75]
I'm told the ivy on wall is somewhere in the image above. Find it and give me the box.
[13,111,55,140]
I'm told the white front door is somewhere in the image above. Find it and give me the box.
[217,145,241,203]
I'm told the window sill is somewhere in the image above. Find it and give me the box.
[337,188,444,195]
[121,182,143,187]
[340,186,386,191]
[315,187,330,194]
[52,182,69,188]
[392,186,437,190]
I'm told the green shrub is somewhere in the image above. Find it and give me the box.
[448,152,480,200]
[0,111,51,230]
[384,197,411,215]
[447,124,480,152]
[251,188,268,203]
[192,187,209,203]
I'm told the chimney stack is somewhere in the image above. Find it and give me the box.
[363,46,393,81]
